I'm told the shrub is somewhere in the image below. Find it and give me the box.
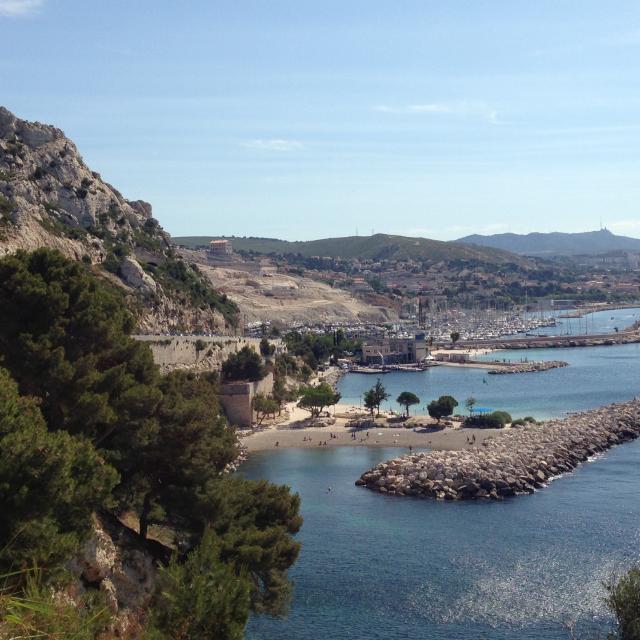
[464,411,511,429]
[222,346,265,382]
[605,566,640,640]
[492,411,512,425]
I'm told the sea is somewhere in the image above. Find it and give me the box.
[242,308,640,639]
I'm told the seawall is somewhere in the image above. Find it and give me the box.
[356,399,640,500]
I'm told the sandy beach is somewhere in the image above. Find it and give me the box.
[241,402,503,452]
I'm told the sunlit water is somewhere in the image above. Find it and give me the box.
[243,443,640,639]
[243,341,640,639]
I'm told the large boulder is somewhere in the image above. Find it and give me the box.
[119,257,157,293]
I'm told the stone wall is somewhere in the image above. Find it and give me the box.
[134,335,284,373]
[220,373,274,428]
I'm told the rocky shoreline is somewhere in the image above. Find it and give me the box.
[487,360,568,375]
[355,399,640,500]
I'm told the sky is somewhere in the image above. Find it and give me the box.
[1,0,640,241]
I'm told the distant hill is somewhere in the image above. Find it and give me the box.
[173,233,531,266]
[457,229,640,256]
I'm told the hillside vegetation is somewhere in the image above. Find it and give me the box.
[174,233,532,266]
[0,248,301,638]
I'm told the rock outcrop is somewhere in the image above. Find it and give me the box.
[68,512,169,636]
[0,106,236,333]
[356,399,640,500]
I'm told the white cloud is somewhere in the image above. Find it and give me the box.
[0,0,44,17]
[240,139,303,152]
[375,101,499,124]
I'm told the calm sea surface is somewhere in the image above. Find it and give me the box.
[338,342,640,420]
[243,339,640,639]
[525,306,640,337]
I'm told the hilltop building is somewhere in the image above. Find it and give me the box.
[209,239,233,258]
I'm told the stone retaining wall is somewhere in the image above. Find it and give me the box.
[356,399,640,500]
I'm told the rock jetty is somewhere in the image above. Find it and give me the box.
[355,399,640,500]
[487,360,568,375]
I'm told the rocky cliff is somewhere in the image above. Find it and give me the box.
[0,107,238,333]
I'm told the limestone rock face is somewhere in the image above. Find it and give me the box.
[120,257,157,293]
[68,513,160,635]
[0,106,233,334]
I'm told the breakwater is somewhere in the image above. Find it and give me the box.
[355,399,640,500]
[487,360,568,375]
[455,326,640,350]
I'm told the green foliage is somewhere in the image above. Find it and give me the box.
[363,378,390,416]
[465,395,477,415]
[298,382,341,418]
[450,331,461,344]
[0,568,111,639]
[150,257,238,326]
[195,338,207,352]
[606,567,640,640]
[0,368,117,575]
[464,411,511,429]
[171,233,526,266]
[283,330,360,371]
[427,395,459,422]
[0,249,162,447]
[222,346,266,382]
[0,249,302,634]
[260,337,275,357]
[133,228,164,252]
[396,391,420,417]
[147,529,250,640]
[0,193,15,217]
[252,393,280,425]
[492,410,512,424]
[195,477,302,616]
[126,371,239,540]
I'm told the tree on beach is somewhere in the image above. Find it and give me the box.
[252,393,280,426]
[450,331,460,344]
[427,395,459,423]
[298,382,341,418]
[396,391,420,418]
[465,395,477,416]
[363,378,390,416]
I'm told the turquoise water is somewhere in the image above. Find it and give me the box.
[338,343,640,420]
[243,442,640,639]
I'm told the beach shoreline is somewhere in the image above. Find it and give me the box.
[240,401,502,452]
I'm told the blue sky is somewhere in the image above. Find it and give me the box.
[2,0,640,240]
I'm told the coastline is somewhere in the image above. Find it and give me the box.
[240,402,502,452]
